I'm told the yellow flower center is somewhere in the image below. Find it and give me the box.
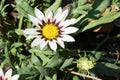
[42,24,59,39]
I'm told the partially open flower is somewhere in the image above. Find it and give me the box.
[0,68,19,80]
[77,57,94,71]
[24,7,78,51]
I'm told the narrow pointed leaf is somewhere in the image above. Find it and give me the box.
[60,58,73,69]
[82,11,120,31]
[16,0,34,17]
[45,0,62,13]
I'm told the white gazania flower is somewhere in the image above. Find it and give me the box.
[0,68,19,80]
[24,7,78,51]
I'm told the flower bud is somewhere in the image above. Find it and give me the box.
[77,57,94,71]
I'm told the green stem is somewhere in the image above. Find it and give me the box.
[18,15,23,41]
[18,15,23,29]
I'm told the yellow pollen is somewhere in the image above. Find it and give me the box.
[42,23,59,39]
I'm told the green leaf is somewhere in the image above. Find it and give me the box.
[29,47,56,55]
[3,44,13,68]
[15,29,24,36]
[94,62,120,77]
[60,58,73,69]
[89,51,106,62]
[101,57,120,64]
[52,74,57,80]
[78,0,87,6]
[16,0,34,17]
[0,41,6,48]
[29,49,50,65]
[39,74,44,80]
[44,74,57,80]
[0,0,8,18]
[46,53,66,68]
[36,52,50,66]
[73,76,80,80]
[18,67,39,80]
[92,0,110,10]
[39,67,56,77]
[11,42,23,48]
[45,0,62,14]
[72,5,90,17]
[31,53,41,66]
[87,0,110,18]
[82,11,120,31]
[39,50,56,55]
[10,48,17,56]
[18,66,31,75]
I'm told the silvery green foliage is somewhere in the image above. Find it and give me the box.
[0,0,120,80]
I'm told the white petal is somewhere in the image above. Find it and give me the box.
[28,15,42,27]
[45,10,53,22]
[31,37,41,47]
[4,69,12,80]
[61,35,75,42]
[61,27,78,34]
[57,38,65,48]
[26,35,38,40]
[11,75,19,80]
[56,9,69,23]
[54,7,62,21]
[35,8,45,22]
[40,39,48,50]
[24,28,39,35]
[0,68,4,79]
[49,40,57,51]
[59,19,76,28]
